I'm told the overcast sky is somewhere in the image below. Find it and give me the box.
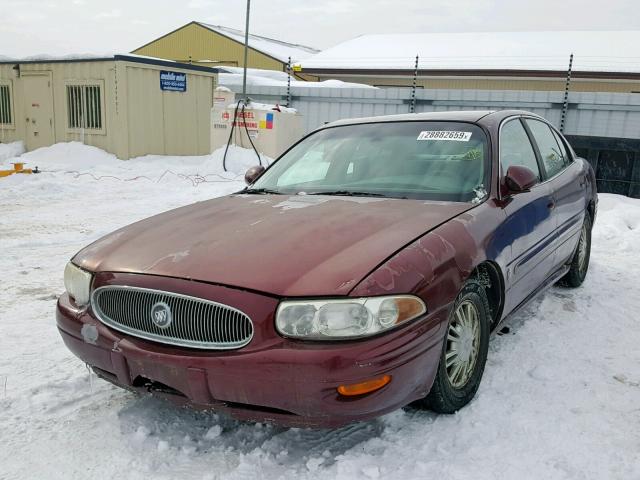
[2,0,640,57]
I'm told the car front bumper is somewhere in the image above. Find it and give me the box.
[56,276,447,428]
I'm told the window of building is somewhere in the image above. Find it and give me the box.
[0,83,13,126]
[525,119,566,178]
[500,119,541,181]
[66,84,103,130]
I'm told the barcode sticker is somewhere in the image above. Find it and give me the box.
[417,131,472,141]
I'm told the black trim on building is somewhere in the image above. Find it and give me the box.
[301,67,640,81]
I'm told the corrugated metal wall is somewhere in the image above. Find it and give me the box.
[227,85,640,139]
[133,22,285,71]
[122,61,216,158]
[0,60,217,159]
[227,84,640,197]
[0,61,118,153]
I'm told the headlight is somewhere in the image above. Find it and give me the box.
[63,262,93,306]
[276,295,426,340]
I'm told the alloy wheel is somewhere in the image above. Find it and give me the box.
[445,300,481,388]
[578,224,589,275]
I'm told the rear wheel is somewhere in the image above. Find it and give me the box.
[560,213,592,288]
[424,280,490,413]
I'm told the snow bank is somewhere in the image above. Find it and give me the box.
[1,141,267,178]
[592,194,640,254]
[218,66,377,89]
[0,141,25,164]
[0,140,639,480]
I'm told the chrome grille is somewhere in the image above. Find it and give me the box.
[91,286,253,350]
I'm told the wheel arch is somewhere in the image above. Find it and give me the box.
[587,200,596,224]
[466,260,505,330]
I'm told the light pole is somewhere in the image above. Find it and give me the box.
[241,0,251,101]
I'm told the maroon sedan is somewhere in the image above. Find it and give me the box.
[57,110,597,427]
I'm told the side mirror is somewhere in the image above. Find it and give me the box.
[504,165,538,193]
[244,165,265,185]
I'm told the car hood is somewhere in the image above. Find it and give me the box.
[73,194,471,297]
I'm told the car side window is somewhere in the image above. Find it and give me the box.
[500,119,541,181]
[525,119,566,178]
[551,129,572,167]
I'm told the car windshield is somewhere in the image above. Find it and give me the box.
[249,121,489,202]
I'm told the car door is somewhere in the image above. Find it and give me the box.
[498,117,558,314]
[523,119,586,268]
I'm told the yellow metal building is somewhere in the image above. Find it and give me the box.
[132,21,318,74]
[0,55,218,158]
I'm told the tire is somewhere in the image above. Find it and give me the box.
[560,213,592,288]
[423,279,490,414]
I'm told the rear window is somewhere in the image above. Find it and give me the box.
[253,121,490,202]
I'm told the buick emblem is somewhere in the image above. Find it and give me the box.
[150,302,172,329]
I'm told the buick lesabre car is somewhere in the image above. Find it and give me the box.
[57,110,597,427]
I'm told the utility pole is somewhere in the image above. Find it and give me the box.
[241,0,251,101]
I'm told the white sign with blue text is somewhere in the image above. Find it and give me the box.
[160,71,187,92]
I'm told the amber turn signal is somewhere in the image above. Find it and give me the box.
[394,297,426,324]
[337,375,391,397]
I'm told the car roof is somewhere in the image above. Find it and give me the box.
[320,110,545,130]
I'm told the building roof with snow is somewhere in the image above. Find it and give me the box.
[301,31,640,76]
[196,23,319,63]
[132,21,318,75]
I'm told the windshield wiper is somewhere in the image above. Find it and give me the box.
[241,187,282,195]
[309,190,388,198]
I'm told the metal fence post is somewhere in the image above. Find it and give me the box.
[286,56,292,107]
[560,53,573,133]
[409,55,419,113]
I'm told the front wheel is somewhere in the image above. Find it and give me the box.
[560,213,592,288]
[423,280,490,413]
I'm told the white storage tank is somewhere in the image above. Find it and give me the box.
[211,87,304,160]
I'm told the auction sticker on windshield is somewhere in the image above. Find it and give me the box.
[417,131,472,141]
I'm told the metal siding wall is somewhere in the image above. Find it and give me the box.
[1,60,216,158]
[0,61,118,153]
[52,61,116,152]
[123,63,215,158]
[231,84,640,197]
[125,66,165,157]
[230,84,640,140]
[0,65,19,144]
[133,23,284,71]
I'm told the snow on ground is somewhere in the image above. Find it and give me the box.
[0,141,26,163]
[1,143,639,480]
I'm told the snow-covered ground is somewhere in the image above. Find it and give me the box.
[0,143,639,480]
